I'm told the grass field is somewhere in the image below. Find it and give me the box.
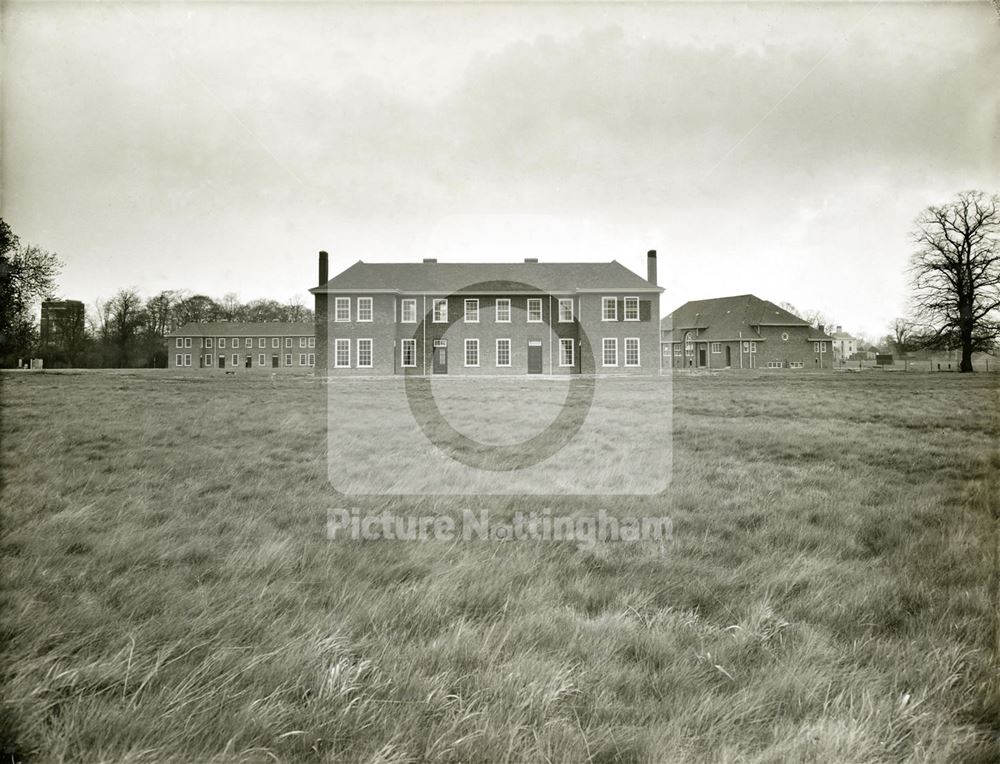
[1,369,997,762]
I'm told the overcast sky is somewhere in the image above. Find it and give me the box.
[4,2,997,338]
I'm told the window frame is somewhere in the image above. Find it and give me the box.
[357,297,374,322]
[432,298,448,323]
[400,299,417,324]
[602,338,618,367]
[558,298,574,323]
[495,298,511,323]
[357,338,373,368]
[219,338,226,349]
[299,337,307,348]
[284,353,293,367]
[602,297,618,321]
[495,338,511,368]
[258,354,265,367]
[272,338,280,349]
[673,344,682,357]
[284,337,292,348]
[623,296,639,322]
[559,338,575,367]
[184,337,192,348]
[259,338,266,348]
[175,353,183,366]
[526,298,543,323]
[308,337,316,348]
[711,342,722,354]
[624,337,640,367]
[231,354,239,367]
[205,354,213,367]
[184,354,192,367]
[334,297,351,322]
[464,338,480,367]
[175,338,183,348]
[401,338,417,367]
[206,338,214,349]
[464,299,480,323]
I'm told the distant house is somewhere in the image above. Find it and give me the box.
[309,250,664,375]
[830,326,858,361]
[660,295,835,370]
[167,322,315,371]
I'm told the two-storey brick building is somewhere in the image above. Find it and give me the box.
[310,251,664,375]
[167,322,315,371]
[660,295,835,370]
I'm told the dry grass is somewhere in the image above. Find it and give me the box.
[1,369,997,762]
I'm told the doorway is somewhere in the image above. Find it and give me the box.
[725,345,731,367]
[527,341,543,374]
[433,340,448,374]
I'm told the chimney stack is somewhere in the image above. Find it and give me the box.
[423,258,437,263]
[836,325,842,333]
[319,250,329,286]
[647,249,657,285]
[818,323,825,335]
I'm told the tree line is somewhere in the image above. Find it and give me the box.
[0,218,312,369]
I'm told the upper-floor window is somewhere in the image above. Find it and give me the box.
[308,337,315,348]
[285,338,293,348]
[334,297,351,322]
[357,297,373,322]
[602,297,617,321]
[527,299,542,323]
[206,338,214,349]
[558,299,574,323]
[299,337,307,348]
[401,299,417,323]
[176,337,183,348]
[219,338,226,349]
[495,298,511,323]
[432,299,448,323]
[272,338,280,349]
[258,338,265,348]
[623,297,639,321]
[233,338,240,348]
[464,299,479,323]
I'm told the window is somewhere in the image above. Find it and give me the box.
[496,338,511,367]
[232,354,239,367]
[558,299,574,322]
[750,342,757,353]
[175,353,183,365]
[334,339,350,368]
[335,297,351,322]
[464,299,479,323]
[602,338,618,367]
[185,354,192,366]
[299,353,307,366]
[308,337,315,348]
[432,299,448,323]
[527,299,542,323]
[206,338,214,349]
[624,338,640,367]
[259,338,265,348]
[184,337,192,348]
[272,338,279,349]
[284,353,293,366]
[789,361,804,369]
[401,339,416,367]
[219,338,226,349]
[766,361,783,368]
[465,339,479,367]
[602,297,617,321]
[624,297,639,321]
[285,338,292,348]
[401,299,417,323]
[308,354,315,367]
[781,332,789,342]
[233,338,240,349]
[674,344,682,357]
[684,333,694,353]
[357,297,373,322]
[820,342,827,353]
[299,337,307,348]
[711,343,722,354]
[205,354,213,367]
[495,298,511,322]
[175,337,183,348]
[559,338,574,367]
[258,354,265,367]
[357,339,373,368]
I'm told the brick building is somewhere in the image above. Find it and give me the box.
[661,295,835,370]
[167,322,315,371]
[310,250,664,375]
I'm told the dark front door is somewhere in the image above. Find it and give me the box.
[699,347,707,367]
[433,342,448,374]
[527,342,543,374]
[218,354,225,369]
[272,355,279,368]
[245,356,252,369]
[725,345,731,367]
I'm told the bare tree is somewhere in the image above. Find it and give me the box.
[0,219,63,365]
[910,190,1000,372]
[106,289,147,367]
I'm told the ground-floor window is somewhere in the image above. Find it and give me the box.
[205,354,213,367]
[789,361,804,369]
[299,353,308,366]
[175,354,183,366]
[766,361,782,368]
[465,339,479,367]
[674,344,682,356]
[334,340,350,368]
[184,354,192,367]
[624,338,640,366]
[308,353,315,366]
[496,338,511,367]
[357,339,373,368]
[284,353,293,367]
[559,338,574,367]
[711,342,721,353]
[602,338,618,367]
[258,354,265,366]
[401,339,416,367]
